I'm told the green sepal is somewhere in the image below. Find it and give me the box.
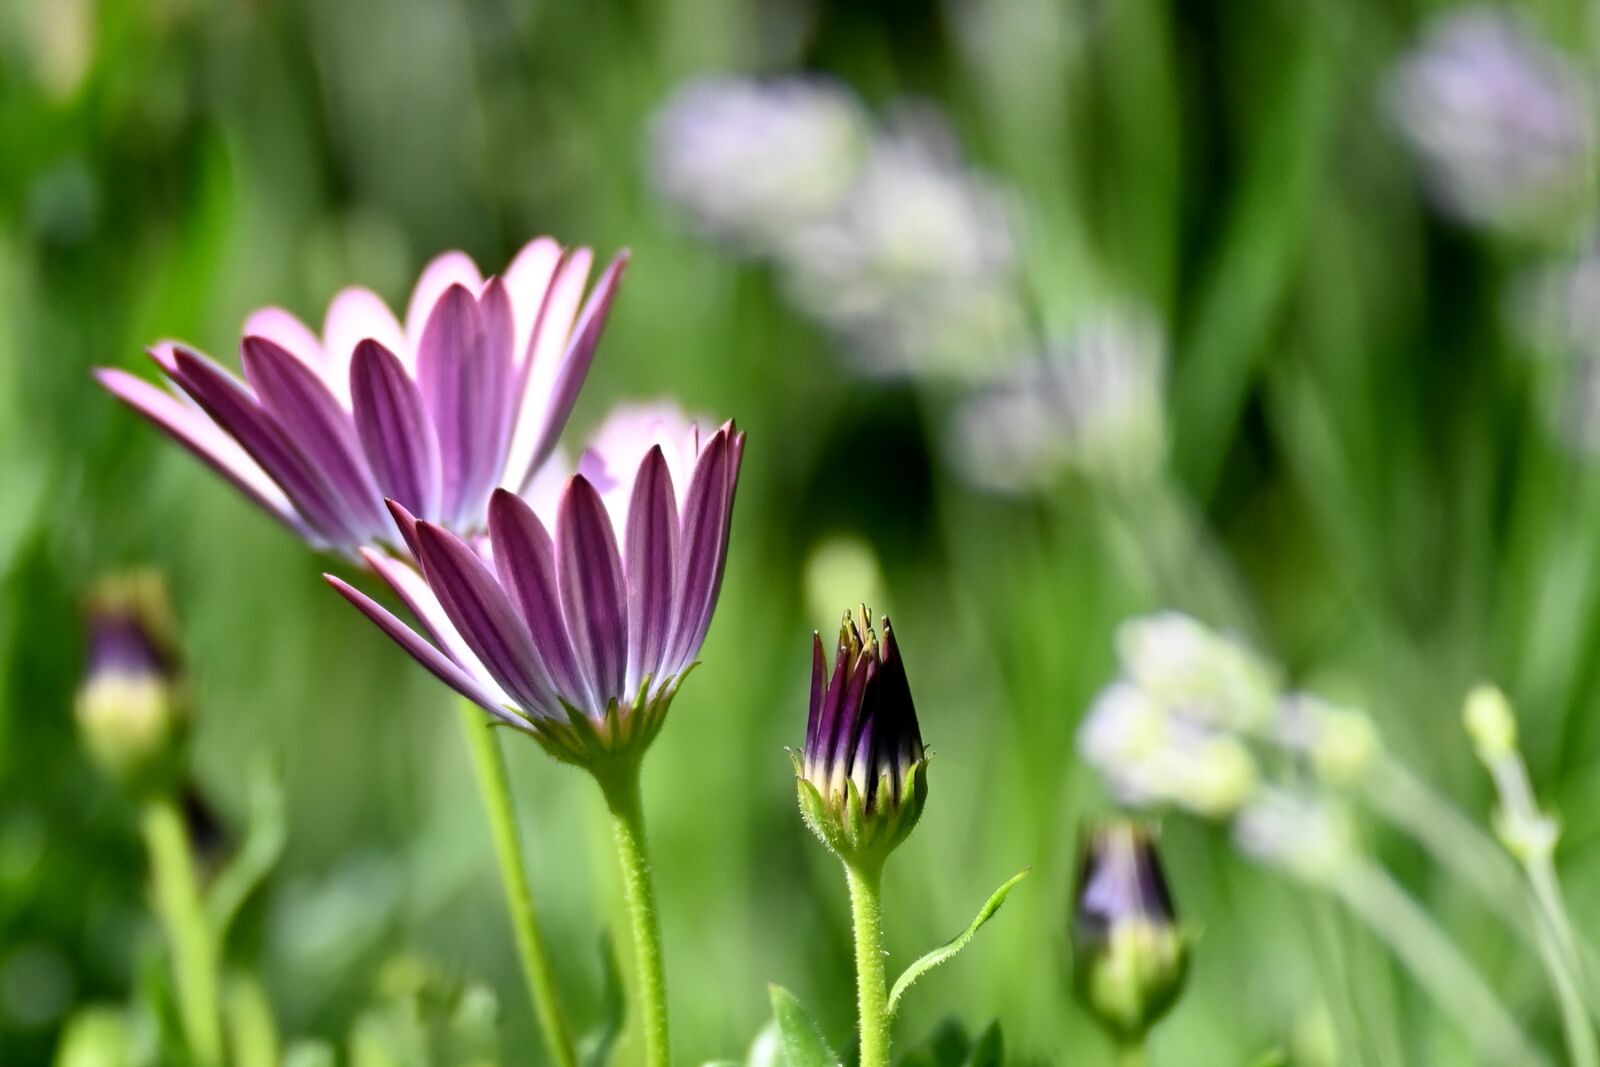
[793,756,930,867]
[768,985,839,1067]
[887,870,1028,1017]
[522,667,696,770]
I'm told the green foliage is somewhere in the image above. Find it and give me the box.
[886,871,1028,1018]
[768,986,838,1067]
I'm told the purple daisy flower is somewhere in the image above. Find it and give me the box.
[97,238,628,556]
[326,403,744,765]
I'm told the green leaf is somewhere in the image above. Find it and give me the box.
[579,933,627,1067]
[965,1023,1003,1067]
[887,870,1029,1018]
[893,1019,970,1067]
[205,758,286,947]
[768,985,839,1067]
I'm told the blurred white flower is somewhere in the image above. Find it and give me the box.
[1115,612,1279,732]
[1386,8,1596,234]
[1273,693,1380,786]
[1078,682,1260,818]
[949,309,1166,492]
[1233,789,1356,883]
[650,76,870,253]
[1511,239,1600,360]
[782,114,1027,378]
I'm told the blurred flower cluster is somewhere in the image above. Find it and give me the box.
[1077,612,1593,1064]
[1078,612,1377,862]
[950,310,1168,492]
[653,78,1026,380]
[1386,7,1596,239]
[652,75,1170,497]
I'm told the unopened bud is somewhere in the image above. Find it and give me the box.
[1071,819,1189,1044]
[75,571,186,790]
[793,609,928,867]
[1464,684,1518,762]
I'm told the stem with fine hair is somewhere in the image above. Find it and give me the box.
[845,858,891,1067]
[456,702,577,1067]
[597,761,671,1067]
[1117,1041,1148,1067]
[141,795,223,1067]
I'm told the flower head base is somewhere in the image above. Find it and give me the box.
[327,404,744,770]
[98,238,627,558]
[1071,819,1189,1045]
[76,571,187,791]
[794,609,928,867]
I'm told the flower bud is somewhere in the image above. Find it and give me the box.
[1464,683,1518,762]
[793,609,928,867]
[75,571,187,791]
[1071,819,1188,1044]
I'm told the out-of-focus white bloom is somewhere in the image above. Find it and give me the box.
[1115,612,1279,732]
[1386,8,1596,234]
[1078,683,1260,818]
[1512,240,1600,360]
[1233,789,1356,883]
[782,115,1027,378]
[1508,240,1600,455]
[950,310,1166,492]
[1274,694,1381,786]
[650,77,870,253]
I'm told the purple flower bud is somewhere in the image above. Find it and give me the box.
[76,571,187,789]
[1071,819,1188,1044]
[793,609,928,865]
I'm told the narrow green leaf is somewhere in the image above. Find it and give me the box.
[768,985,839,1067]
[887,870,1029,1018]
[579,933,626,1067]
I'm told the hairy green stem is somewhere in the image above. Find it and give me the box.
[1117,1041,1148,1067]
[456,703,577,1067]
[845,859,891,1067]
[598,764,671,1067]
[141,795,223,1067]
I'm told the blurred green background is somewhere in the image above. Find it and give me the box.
[5,0,1600,1064]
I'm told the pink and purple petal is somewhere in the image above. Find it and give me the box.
[516,251,630,490]
[167,347,357,543]
[554,475,630,711]
[666,426,739,673]
[360,547,510,707]
[486,490,588,702]
[624,446,680,692]
[240,336,388,537]
[325,574,524,727]
[323,287,406,390]
[405,251,484,348]
[414,522,556,716]
[352,340,443,521]
[418,284,513,528]
[95,367,312,541]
